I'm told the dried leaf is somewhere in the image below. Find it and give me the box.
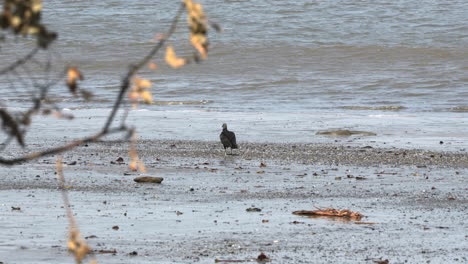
[190,34,208,59]
[31,0,43,13]
[67,67,84,95]
[165,45,186,68]
[129,77,153,105]
[68,230,91,264]
[140,91,153,104]
[184,0,209,59]
[134,78,151,90]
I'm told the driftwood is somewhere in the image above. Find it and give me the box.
[293,207,364,220]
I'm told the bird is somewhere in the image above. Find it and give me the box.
[220,123,238,155]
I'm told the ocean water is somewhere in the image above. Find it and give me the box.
[1,0,468,150]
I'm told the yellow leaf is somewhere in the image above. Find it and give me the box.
[135,78,151,89]
[190,34,207,59]
[129,161,138,171]
[32,0,43,13]
[128,91,139,101]
[67,67,83,94]
[165,45,186,68]
[140,90,153,104]
[68,230,91,263]
[11,16,21,27]
[27,26,39,35]
[67,67,83,82]
[184,0,209,59]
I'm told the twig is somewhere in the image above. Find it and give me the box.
[0,47,40,75]
[0,127,130,165]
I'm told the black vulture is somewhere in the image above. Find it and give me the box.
[220,123,238,155]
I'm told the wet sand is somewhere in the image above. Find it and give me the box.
[0,140,467,263]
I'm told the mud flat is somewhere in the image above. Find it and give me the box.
[0,140,467,263]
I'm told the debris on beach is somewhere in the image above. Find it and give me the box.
[133,176,164,184]
[214,252,271,263]
[96,249,117,254]
[112,225,119,230]
[260,162,267,167]
[293,207,363,220]
[11,206,21,211]
[111,157,124,164]
[246,207,262,212]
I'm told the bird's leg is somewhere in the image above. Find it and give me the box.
[224,148,227,156]
[231,148,233,155]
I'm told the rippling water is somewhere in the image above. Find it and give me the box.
[1,0,468,148]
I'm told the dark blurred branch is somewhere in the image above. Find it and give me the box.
[0,2,187,166]
[0,47,40,75]
[0,127,132,166]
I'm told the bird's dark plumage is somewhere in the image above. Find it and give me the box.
[220,123,237,155]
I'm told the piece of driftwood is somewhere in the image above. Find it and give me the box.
[293,207,363,220]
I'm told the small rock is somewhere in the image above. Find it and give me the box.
[112,225,119,230]
[134,176,164,184]
[257,253,270,262]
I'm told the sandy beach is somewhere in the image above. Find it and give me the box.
[1,0,468,263]
[1,139,467,263]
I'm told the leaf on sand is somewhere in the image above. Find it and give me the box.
[66,67,84,95]
[165,45,186,68]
